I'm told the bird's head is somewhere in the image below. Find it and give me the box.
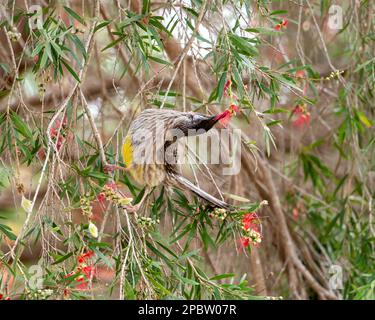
[172,112,220,136]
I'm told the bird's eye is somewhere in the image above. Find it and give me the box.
[191,114,200,122]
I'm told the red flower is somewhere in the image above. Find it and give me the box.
[292,105,310,128]
[105,181,117,190]
[242,212,257,230]
[215,110,232,128]
[74,265,95,290]
[50,127,57,138]
[293,105,303,115]
[293,112,311,127]
[274,19,288,31]
[62,116,68,128]
[64,271,75,279]
[75,276,88,290]
[82,266,95,278]
[215,104,241,128]
[229,104,240,114]
[97,192,106,204]
[292,208,299,220]
[63,288,70,298]
[77,250,95,264]
[5,297,10,300]
[224,80,231,96]
[54,119,61,129]
[295,70,305,79]
[56,135,64,151]
[241,237,250,248]
[37,147,46,160]
[0,293,3,300]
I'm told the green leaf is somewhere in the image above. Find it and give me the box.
[0,89,10,98]
[228,33,258,57]
[246,27,279,36]
[148,55,172,66]
[87,171,108,180]
[94,20,111,33]
[357,111,372,128]
[61,59,80,82]
[223,193,251,202]
[70,34,87,60]
[0,224,17,240]
[210,273,235,281]
[272,73,303,93]
[101,35,127,51]
[10,112,33,139]
[269,10,288,16]
[52,252,73,265]
[216,72,227,102]
[179,276,199,286]
[63,6,86,26]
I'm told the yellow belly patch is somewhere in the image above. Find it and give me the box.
[122,135,133,168]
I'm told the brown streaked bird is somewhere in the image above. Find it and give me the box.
[109,108,231,210]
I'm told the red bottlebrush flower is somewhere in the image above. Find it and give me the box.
[292,105,303,115]
[54,119,61,129]
[229,104,240,114]
[295,70,305,79]
[215,109,232,128]
[50,127,57,138]
[63,288,70,298]
[242,212,257,230]
[241,237,250,248]
[75,277,88,290]
[0,293,3,300]
[77,250,95,264]
[293,112,311,127]
[64,271,75,279]
[224,80,231,96]
[292,207,299,220]
[56,135,64,150]
[37,147,46,160]
[215,104,241,128]
[97,192,106,204]
[105,181,117,190]
[103,165,113,174]
[83,250,95,259]
[141,16,150,25]
[274,19,288,31]
[62,116,68,128]
[77,257,85,264]
[82,266,95,278]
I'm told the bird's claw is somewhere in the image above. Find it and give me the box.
[104,164,128,173]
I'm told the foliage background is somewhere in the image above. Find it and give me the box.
[0,0,374,300]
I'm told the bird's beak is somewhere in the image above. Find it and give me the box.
[189,114,219,132]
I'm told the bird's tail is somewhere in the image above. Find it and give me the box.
[170,173,232,210]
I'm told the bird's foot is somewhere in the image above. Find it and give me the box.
[125,203,142,213]
[124,188,150,213]
[104,164,129,173]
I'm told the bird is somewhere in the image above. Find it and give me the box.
[107,108,232,211]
